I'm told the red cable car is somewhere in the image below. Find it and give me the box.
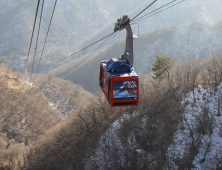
[99,15,139,107]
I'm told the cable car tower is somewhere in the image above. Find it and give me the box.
[99,15,139,107]
[21,57,32,88]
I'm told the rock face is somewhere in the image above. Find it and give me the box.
[51,21,222,93]
[0,0,222,73]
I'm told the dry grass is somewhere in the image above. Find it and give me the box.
[0,134,29,170]
[27,93,125,170]
[0,64,96,170]
[34,74,94,109]
[0,66,62,169]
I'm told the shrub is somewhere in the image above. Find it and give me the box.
[47,73,54,82]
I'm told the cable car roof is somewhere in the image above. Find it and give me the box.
[101,60,138,78]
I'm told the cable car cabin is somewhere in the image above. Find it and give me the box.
[99,15,139,107]
[99,59,139,107]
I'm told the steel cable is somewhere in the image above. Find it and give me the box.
[132,0,185,23]
[33,0,58,82]
[62,31,120,78]
[24,0,40,75]
[30,0,45,82]
[131,0,157,22]
[48,32,116,67]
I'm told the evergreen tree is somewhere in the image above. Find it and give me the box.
[152,55,174,81]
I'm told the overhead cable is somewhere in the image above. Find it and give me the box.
[30,0,45,82]
[62,31,119,78]
[134,0,185,23]
[25,0,41,70]
[131,0,177,23]
[131,0,157,22]
[33,0,58,82]
[49,31,115,66]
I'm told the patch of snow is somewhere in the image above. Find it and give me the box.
[85,112,139,169]
[85,83,222,169]
[167,83,222,169]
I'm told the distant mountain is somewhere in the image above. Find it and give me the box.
[50,21,222,93]
[0,0,222,73]
[0,0,146,72]
[80,0,222,57]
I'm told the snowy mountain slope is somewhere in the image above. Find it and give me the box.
[84,113,140,170]
[167,84,222,169]
[84,83,222,169]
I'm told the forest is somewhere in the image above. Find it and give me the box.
[0,53,222,169]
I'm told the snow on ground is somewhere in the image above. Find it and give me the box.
[167,83,222,169]
[85,113,139,170]
[85,83,222,169]
[39,83,76,119]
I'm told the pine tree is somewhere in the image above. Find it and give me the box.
[152,55,174,82]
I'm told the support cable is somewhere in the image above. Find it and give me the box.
[48,31,115,67]
[30,0,45,83]
[131,0,157,22]
[62,31,119,78]
[131,0,177,23]
[33,0,58,82]
[25,0,41,71]
[132,0,185,23]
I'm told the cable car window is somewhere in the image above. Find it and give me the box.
[113,89,137,100]
[113,81,137,89]
[102,69,109,94]
[103,69,106,87]
[105,74,108,94]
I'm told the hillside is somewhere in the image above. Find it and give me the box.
[50,21,222,93]
[0,63,94,169]
[0,66,61,169]
[85,83,222,170]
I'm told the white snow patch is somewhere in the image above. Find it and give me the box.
[167,83,222,169]
[85,112,139,169]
